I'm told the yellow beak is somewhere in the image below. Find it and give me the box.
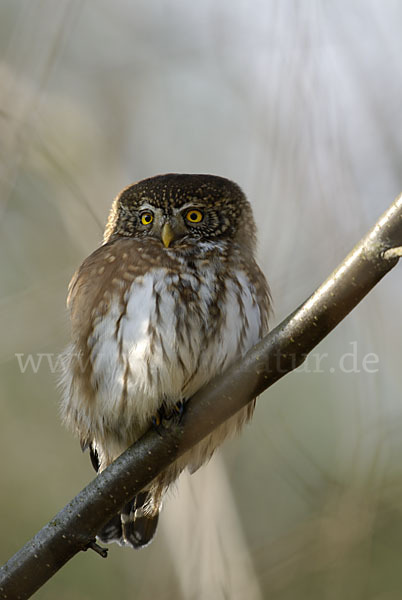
[161,222,175,248]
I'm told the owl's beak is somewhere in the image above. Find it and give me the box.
[161,222,175,248]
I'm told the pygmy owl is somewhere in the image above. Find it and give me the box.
[61,173,270,548]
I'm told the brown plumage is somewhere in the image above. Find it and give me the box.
[61,173,270,548]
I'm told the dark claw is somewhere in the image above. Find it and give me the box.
[84,539,108,558]
[89,444,100,472]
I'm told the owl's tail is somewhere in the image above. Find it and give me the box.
[97,491,159,549]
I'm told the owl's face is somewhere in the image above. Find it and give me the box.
[103,173,256,253]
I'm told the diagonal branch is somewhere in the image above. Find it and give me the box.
[1,194,402,600]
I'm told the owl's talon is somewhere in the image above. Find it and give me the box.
[173,399,186,423]
[84,539,108,558]
[152,413,161,427]
[151,410,164,436]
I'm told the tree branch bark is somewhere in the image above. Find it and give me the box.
[1,194,402,600]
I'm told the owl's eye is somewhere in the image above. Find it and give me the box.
[140,212,154,225]
[185,209,203,223]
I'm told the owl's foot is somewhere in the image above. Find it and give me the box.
[151,399,187,433]
[167,399,186,423]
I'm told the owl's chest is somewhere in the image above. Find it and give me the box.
[89,266,262,421]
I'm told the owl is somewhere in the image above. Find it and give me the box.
[61,173,270,549]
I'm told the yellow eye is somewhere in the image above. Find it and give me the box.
[140,212,153,225]
[186,209,203,223]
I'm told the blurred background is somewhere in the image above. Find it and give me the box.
[1,1,402,598]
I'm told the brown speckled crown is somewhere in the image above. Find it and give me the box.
[103,173,255,249]
[118,173,244,209]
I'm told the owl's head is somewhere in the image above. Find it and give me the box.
[103,174,257,253]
